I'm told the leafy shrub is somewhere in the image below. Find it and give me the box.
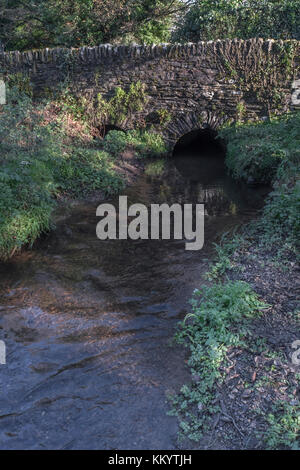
[54,148,124,195]
[101,129,168,159]
[55,82,148,132]
[169,281,268,440]
[102,131,128,157]
[259,181,300,247]
[108,81,148,126]
[145,159,166,177]
[261,401,300,450]
[220,112,300,250]
[220,113,300,184]
[206,232,245,280]
[126,130,168,158]
[174,0,300,43]
[0,84,168,259]
[58,91,89,123]
[0,87,124,259]
[0,87,57,258]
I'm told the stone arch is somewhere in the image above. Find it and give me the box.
[162,110,229,154]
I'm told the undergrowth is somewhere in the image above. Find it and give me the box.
[0,87,166,259]
[145,159,166,177]
[259,401,300,450]
[220,112,300,254]
[172,112,300,448]
[102,129,167,159]
[169,281,269,441]
[219,113,300,184]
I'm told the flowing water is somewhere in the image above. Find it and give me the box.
[0,141,268,449]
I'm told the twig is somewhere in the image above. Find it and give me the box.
[219,398,244,438]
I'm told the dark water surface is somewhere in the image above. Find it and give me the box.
[0,146,268,449]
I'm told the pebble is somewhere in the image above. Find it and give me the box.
[242,389,252,398]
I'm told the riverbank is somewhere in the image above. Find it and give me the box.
[1,84,299,450]
[1,144,257,450]
[0,86,166,260]
[170,112,300,449]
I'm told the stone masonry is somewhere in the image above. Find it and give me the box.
[1,39,299,151]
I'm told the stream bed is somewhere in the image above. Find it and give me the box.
[0,144,268,449]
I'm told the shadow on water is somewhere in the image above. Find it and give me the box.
[0,130,269,449]
[172,128,267,216]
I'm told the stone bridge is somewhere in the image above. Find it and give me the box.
[1,39,300,151]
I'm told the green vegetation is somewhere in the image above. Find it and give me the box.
[104,82,148,127]
[173,0,300,43]
[157,108,172,127]
[261,401,300,450]
[52,147,124,196]
[220,113,300,185]
[0,88,55,258]
[205,233,244,280]
[1,0,187,51]
[56,82,148,134]
[102,129,168,159]
[220,112,300,251]
[2,1,298,52]
[216,40,298,115]
[125,130,168,158]
[169,281,269,441]
[145,159,166,177]
[172,112,300,449]
[0,86,166,259]
[0,0,299,453]
[0,87,122,259]
[102,131,128,157]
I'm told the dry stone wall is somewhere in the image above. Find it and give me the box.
[1,39,299,149]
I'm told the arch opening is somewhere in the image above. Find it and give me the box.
[172,128,227,184]
[103,124,125,136]
[172,128,225,158]
[94,124,125,139]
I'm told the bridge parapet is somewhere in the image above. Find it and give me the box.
[1,39,299,150]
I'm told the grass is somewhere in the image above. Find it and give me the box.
[220,112,300,184]
[126,130,168,158]
[205,231,245,280]
[52,147,124,196]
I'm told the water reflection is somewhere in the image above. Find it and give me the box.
[0,145,268,450]
[144,154,266,218]
[170,127,267,217]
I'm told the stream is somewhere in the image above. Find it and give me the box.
[0,138,268,449]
